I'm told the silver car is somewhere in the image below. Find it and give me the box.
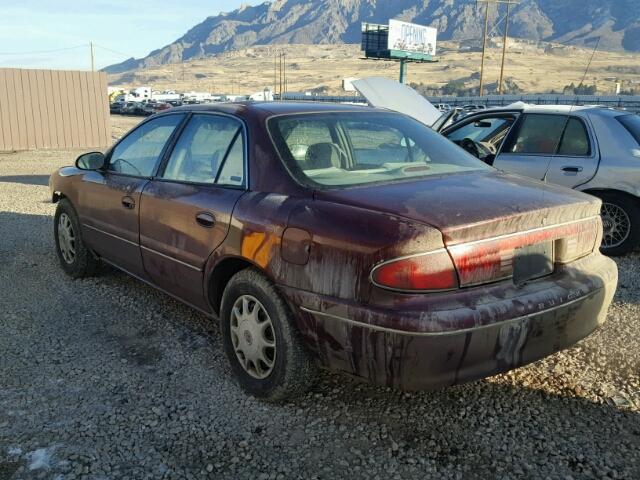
[440,104,640,255]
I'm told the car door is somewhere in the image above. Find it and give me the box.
[139,113,247,311]
[494,113,598,187]
[79,113,185,278]
[541,116,599,187]
[441,112,519,165]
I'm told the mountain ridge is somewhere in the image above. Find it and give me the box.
[104,0,640,74]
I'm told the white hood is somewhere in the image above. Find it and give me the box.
[352,77,442,127]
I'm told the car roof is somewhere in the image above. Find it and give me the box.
[169,101,378,117]
[484,102,626,117]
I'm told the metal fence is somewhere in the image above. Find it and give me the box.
[0,68,111,151]
[425,94,640,114]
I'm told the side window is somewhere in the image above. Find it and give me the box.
[505,114,567,155]
[558,118,591,156]
[162,114,244,185]
[446,117,514,144]
[109,114,184,176]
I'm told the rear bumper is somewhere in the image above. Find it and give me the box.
[283,253,617,390]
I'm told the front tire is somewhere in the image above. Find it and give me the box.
[597,192,640,256]
[54,199,99,278]
[220,268,316,401]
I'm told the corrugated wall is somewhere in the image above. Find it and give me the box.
[0,68,111,151]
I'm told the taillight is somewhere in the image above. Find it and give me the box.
[448,216,599,286]
[371,249,458,292]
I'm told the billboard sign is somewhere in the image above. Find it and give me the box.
[388,19,437,56]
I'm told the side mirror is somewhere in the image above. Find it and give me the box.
[75,152,105,171]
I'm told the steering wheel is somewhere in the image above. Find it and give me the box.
[456,138,482,158]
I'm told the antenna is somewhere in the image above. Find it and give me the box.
[541,36,601,183]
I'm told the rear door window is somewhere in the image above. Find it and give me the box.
[557,118,591,156]
[161,114,244,186]
[617,115,640,145]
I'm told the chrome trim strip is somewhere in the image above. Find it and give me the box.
[447,215,600,248]
[140,245,203,272]
[82,223,138,247]
[300,292,594,337]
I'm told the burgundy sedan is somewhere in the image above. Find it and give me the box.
[50,102,617,400]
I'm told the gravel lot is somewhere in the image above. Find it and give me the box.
[1,116,639,479]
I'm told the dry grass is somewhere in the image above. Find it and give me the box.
[107,40,640,96]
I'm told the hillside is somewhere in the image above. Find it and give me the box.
[107,39,640,96]
[104,0,640,74]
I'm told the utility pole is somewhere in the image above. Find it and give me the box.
[274,51,278,99]
[283,52,287,94]
[498,1,519,94]
[90,41,95,72]
[477,0,520,96]
[478,0,491,97]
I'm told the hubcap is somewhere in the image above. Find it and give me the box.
[601,202,631,249]
[230,295,276,379]
[57,213,76,264]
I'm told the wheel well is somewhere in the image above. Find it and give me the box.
[52,191,65,203]
[582,188,640,205]
[208,257,254,315]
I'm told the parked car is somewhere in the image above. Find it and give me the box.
[440,104,640,255]
[50,102,617,400]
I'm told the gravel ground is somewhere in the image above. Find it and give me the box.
[1,116,639,479]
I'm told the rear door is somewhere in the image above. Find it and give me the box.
[139,113,247,310]
[79,114,185,277]
[494,113,599,187]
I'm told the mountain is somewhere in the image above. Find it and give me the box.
[104,0,640,73]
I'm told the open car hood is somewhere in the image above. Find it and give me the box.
[352,77,443,128]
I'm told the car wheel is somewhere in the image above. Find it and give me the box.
[220,268,316,401]
[54,199,99,277]
[597,192,640,256]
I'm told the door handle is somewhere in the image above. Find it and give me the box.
[121,196,135,209]
[561,166,583,173]
[195,212,216,228]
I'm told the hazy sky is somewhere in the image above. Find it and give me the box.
[0,1,260,70]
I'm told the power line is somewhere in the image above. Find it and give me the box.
[0,44,87,56]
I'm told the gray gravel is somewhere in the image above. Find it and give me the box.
[1,131,639,479]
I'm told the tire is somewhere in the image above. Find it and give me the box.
[220,268,316,401]
[596,191,640,256]
[54,198,100,278]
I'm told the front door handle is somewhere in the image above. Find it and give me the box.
[121,196,135,209]
[195,212,216,228]
[561,166,583,173]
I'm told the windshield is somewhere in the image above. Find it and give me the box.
[268,112,490,188]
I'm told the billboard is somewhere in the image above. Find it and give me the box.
[388,19,437,56]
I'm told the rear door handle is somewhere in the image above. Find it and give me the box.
[561,166,583,173]
[195,212,216,228]
[121,196,135,209]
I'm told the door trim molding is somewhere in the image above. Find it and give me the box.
[141,244,203,272]
[82,223,138,247]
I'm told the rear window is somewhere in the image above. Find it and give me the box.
[617,115,640,145]
[268,112,490,188]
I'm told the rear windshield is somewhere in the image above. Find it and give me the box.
[617,114,640,145]
[267,112,490,188]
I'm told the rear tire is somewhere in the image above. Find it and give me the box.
[54,199,99,278]
[220,268,316,401]
[596,192,640,256]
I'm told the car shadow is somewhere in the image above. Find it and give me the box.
[0,174,50,186]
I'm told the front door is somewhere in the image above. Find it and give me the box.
[139,113,247,310]
[79,113,185,277]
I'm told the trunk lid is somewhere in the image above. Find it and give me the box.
[314,170,601,246]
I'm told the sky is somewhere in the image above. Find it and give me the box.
[0,1,260,70]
